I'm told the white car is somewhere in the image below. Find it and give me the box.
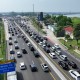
[20,62,26,70]
[38,42,43,46]
[17,51,22,58]
[41,63,49,72]
[49,52,56,59]
[54,44,61,49]
[27,42,31,46]
[60,55,68,61]
[69,70,80,80]
[50,46,56,52]
[55,50,61,55]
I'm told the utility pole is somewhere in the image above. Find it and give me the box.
[33,4,34,17]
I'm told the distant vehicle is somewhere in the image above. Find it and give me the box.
[60,55,68,61]
[17,51,22,58]
[55,50,62,56]
[54,44,61,49]
[20,62,26,70]
[30,62,37,72]
[68,61,77,69]
[15,45,19,49]
[9,37,12,40]
[50,46,56,52]
[58,61,69,70]
[22,48,28,54]
[41,63,49,72]
[10,49,15,54]
[14,39,18,43]
[7,71,17,80]
[69,70,80,80]
[49,52,57,59]
[29,46,35,51]
[9,41,13,45]
[33,51,40,57]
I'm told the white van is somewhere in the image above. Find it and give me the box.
[60,55,68,61]
[49,52,56,59]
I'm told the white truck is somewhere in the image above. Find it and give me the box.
[7,71,17,80]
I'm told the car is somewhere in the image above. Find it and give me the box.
[30,62,38,72]
[27,42,31,47]
[10,49,15,54]
[22,48,28,54]
[12,33,14,36]
[60,55,68,61]
[44,47,50,53]
[17,51,22,58]
[41,63,49,72]
[33,51,40,57]
[29,45,35,51]
[20,62,26,70]
[38,42,43,46]
[24,39,29,43]
[69,70,80,80]
[49,52,57,59]
[9,41,13,45]
[50,46,56,52]
[14,39,18,43]
[54,44,61,49]
[55,50,62,56]
[58,61,69,70]
[9,37,12,40]
[68,61,77,69]
[15,45,19,49]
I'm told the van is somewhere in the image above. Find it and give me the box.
[60,55,68,61]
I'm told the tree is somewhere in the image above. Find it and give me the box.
[73,24,80,44]
[65,34,70,40]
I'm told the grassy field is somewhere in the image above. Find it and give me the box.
[72,17,80,26]
[59,39,80,58]
[0,20,6,80]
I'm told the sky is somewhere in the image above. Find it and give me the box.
[0,0,80,12]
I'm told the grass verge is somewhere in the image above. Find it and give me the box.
[31,18,47,35]
[59,39,80,59]
[0,20,6,80]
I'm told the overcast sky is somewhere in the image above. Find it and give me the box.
[0,0,80,12]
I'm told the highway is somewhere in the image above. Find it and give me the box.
[4,17,80,80]
[4,18,61,80]
[14,17,80,80]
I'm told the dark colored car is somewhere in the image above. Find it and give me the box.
[58,61,69,70]
[33,51,40,57]
[68,61,77,68]
[10,49,15,54]
[22,48,28,54]
[30,63,38,72]
[15,45,19,49]
[9,37,12,40]
[44,47,50,53]
[9,41,13,45]
[29,46,35,51]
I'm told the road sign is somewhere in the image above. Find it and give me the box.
[0,62,15,74]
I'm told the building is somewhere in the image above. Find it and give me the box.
[38,12,43,21]
[64,26,74,39]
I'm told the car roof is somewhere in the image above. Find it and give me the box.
[70,70,80,77]
[20,62,24,65]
